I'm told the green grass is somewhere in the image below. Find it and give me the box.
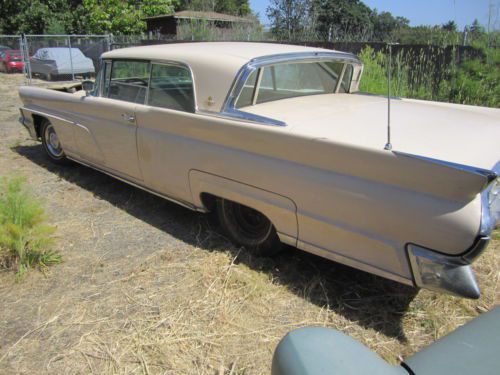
[0,175,61,281]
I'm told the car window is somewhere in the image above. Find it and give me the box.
[102,60,112,97]
[108,60,150,104]
[339,64,353,93]
[235,70,258,108]
[235,61,349,107]
[148,63,195,113]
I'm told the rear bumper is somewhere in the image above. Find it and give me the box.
[407,183,497,299]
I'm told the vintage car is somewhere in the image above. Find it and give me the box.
[29,47,95,80]
[18,42,500,299]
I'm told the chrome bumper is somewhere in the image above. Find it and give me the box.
[408,182,497,299]
[408,244,482,299]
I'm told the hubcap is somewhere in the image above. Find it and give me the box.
[232,203,272,240]
[44,124,63,157]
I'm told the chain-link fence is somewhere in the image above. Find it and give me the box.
[0,34,111,85]
[22,35,111,83]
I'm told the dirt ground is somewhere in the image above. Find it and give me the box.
[0,73,498,375]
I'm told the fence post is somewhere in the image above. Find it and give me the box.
[19,35,27,85]
[23,35,32,85]
[67,35,75,81]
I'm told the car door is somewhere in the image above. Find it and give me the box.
[75,59,150,181]
[134,61,196,198]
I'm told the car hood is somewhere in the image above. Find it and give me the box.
[242,93,500,171]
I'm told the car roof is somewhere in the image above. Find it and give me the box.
[102,42,359,112]
[102,42,351,63]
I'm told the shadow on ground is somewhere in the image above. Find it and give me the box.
[15,144,418,341]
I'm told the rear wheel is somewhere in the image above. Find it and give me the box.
[216,198,282,256]
[40,119,70,165]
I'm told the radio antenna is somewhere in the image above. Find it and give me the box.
[384,43,398,151]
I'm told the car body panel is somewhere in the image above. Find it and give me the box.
[18,42,500,298]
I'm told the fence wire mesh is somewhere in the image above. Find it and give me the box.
[22,35,111,83]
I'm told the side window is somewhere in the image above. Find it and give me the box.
[148,63,195,113]
[108,60,150,104]
[339,64,353,93]
[101,60,112,97]
[235,70,258,108]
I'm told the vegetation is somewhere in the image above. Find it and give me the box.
[0,0,252,35]
[0,176,60,281]
[358,43,500,108]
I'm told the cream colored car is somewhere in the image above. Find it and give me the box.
[18,42,499,299]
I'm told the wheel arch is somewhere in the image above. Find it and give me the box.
[32,113,48,139]
[190,170,298,247]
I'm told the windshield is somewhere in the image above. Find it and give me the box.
[235,60,352,108]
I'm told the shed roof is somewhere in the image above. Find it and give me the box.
[144,11,253,23]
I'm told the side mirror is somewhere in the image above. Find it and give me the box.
[82,80,94,96]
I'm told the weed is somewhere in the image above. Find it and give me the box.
[0,175,61,280]
[358,45,499,108]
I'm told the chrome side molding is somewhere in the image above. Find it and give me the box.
[407,244,480,299]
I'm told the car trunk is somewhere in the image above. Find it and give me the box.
[242,93,500,171]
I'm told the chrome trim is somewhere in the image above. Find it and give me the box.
[198,109,287,127]
[252,67,263,106]
[394,151,498,190]
[220,51,363,127]
[65,155,199,212]
[335,63,347,94]
[407,244,480,299]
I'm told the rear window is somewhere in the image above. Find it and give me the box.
[235,61,353,108]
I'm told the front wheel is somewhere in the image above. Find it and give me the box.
[40,119,70,165]
[216,198,282,256]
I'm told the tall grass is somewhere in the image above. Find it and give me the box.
[0,176,61,281]
[359,45,499,108]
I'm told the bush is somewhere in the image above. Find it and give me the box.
[0,176,61,281]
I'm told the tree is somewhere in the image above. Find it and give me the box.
[266,0,315,40]
[141,0,178,17]
[442,20,457,32]
[312,0,373,41]
[371,10,409,41]
[80,0,177,34]
[0,0,82,34]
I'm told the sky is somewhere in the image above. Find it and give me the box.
[250,0,500,30]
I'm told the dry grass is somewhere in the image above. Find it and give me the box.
[0,74,498,374]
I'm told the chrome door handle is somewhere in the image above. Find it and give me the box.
[121,113,135,123]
